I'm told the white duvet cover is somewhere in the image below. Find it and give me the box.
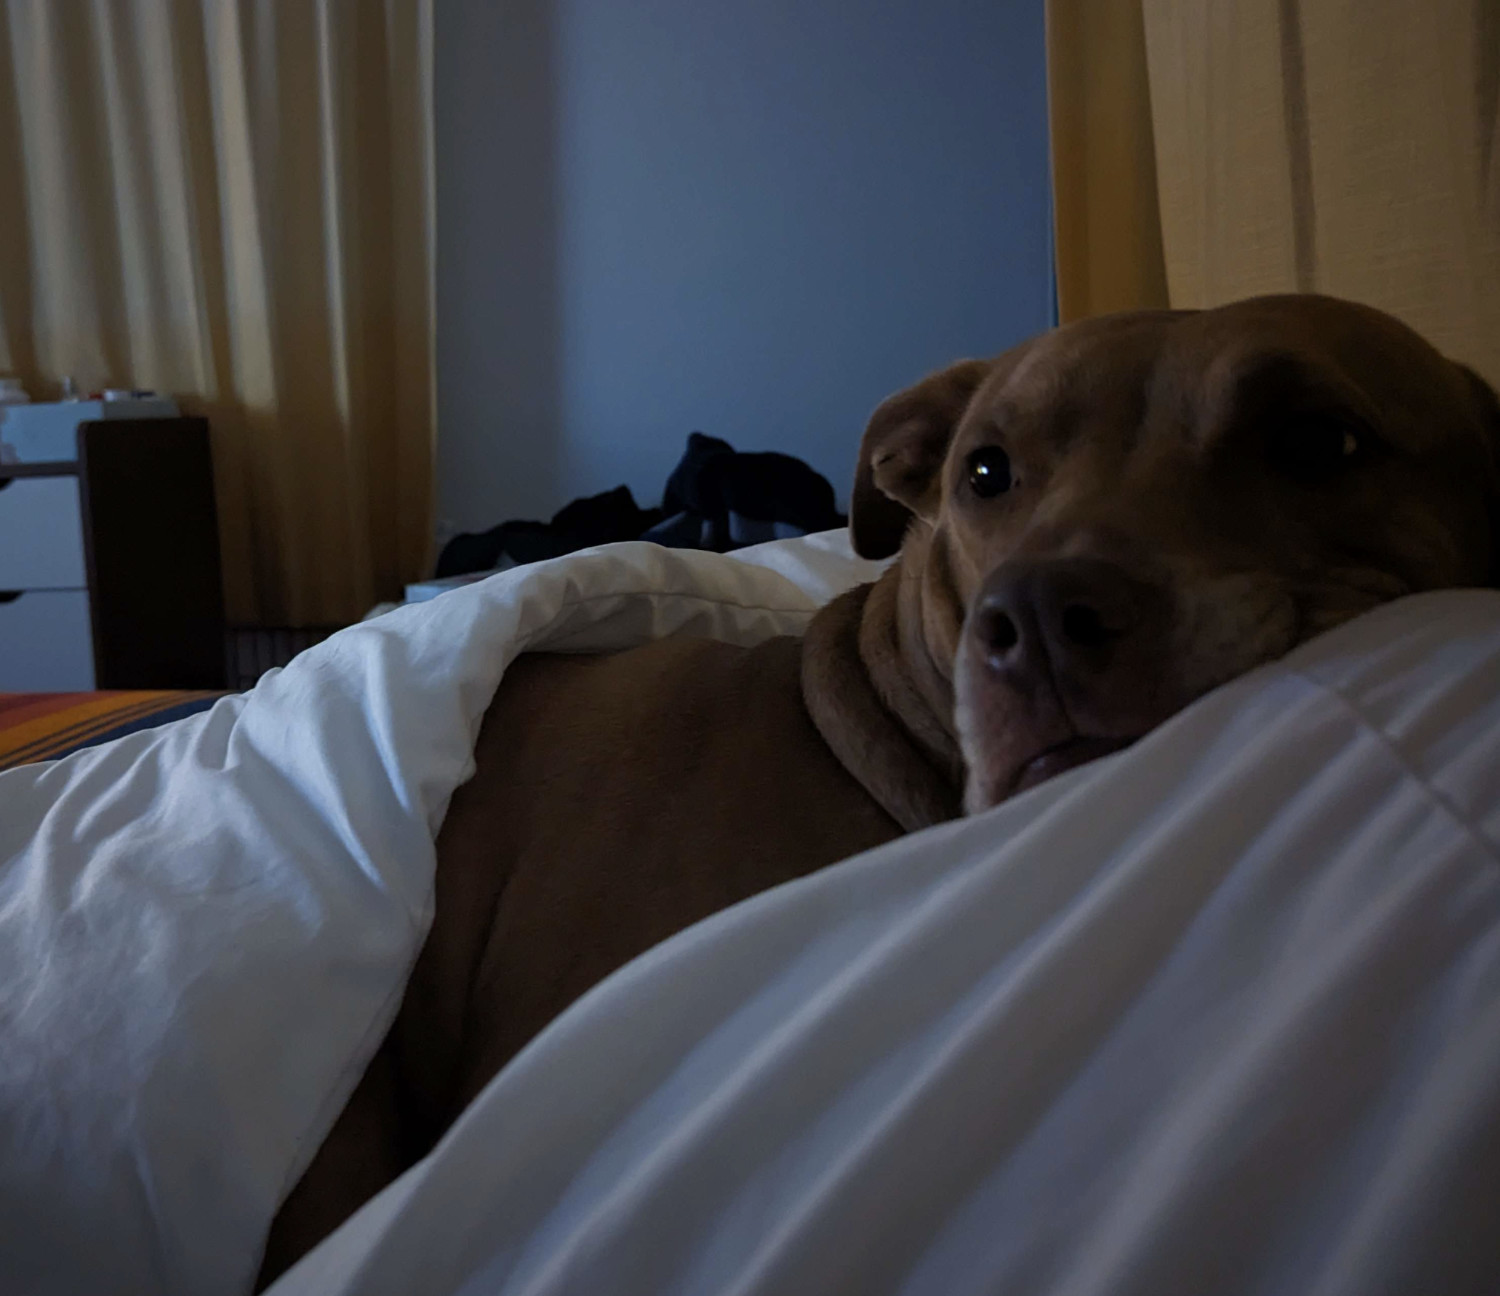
[3,532,1499,1295]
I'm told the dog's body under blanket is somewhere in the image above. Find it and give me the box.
[260,622,927,1278]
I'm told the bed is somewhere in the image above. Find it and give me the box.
[2,531,1498,1296]
[0,690,224,772]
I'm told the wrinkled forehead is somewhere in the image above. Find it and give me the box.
[989,313,1181,403]
[963,313,1185,443]
[1161,299,1475,451]
[968,298,1465,446]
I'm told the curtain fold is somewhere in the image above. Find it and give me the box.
[1140,0,1500,387]
[1046,0,1170,323]
[0,0,435,626]
[1048,0,1499,391]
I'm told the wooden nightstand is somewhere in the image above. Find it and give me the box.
[0,418,226,690]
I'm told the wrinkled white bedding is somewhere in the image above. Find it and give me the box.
[4,532,1500,1296]
[0,533,884,1296]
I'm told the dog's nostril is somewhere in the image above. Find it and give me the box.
[1061,604,1110,648]
[981,608,1020,654]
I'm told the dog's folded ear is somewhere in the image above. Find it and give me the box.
[1456,362,1500,585]
[850,359,991,559]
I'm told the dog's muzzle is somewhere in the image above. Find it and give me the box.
[955,556,1175,809]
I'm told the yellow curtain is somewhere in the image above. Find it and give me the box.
[1140,0,1500,388]
[1047,1,1499,389]
[1046,0,1171,323]
[0,0,435,626]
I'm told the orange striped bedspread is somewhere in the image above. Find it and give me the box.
[0,691,225,772]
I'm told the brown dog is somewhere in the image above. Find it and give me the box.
[850,296,1498,811]
[259,295,1499,1283]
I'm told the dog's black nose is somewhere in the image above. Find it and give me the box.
[968,558,1149,684]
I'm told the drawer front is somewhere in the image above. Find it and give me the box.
[0,476,87,590]
[0,589,95,690]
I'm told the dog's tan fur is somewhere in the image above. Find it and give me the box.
[258,634,921,1282]
[259,295,1499,1285]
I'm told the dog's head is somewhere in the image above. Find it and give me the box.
[852,295,1500,812]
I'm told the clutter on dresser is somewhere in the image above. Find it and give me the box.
[0,391,180,464]
[435,431,845,579]
[357,433,845,623]
[0,378,27,463]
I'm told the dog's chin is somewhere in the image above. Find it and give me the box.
[1012,733,1139,793]
[962,732,1141,814]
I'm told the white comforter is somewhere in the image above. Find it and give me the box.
[2,533,1499,1296]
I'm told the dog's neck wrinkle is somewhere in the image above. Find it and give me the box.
[869,564,965,782]
[801,578,963,834]
[906,537,968,771]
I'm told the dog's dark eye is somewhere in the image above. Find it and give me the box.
[1265,417,1365,483]
[966,446,1012,498]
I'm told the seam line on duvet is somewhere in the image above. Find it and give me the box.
[1284,665,1500,869]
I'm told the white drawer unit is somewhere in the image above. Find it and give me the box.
[0,590,95,690]
[0,473,94,689]
[0,475,88,590]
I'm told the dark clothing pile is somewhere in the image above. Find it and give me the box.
[435,433,845,579]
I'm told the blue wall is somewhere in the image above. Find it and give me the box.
[436,0,1051,533]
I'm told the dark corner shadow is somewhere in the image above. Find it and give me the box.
[434,0,563,533]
